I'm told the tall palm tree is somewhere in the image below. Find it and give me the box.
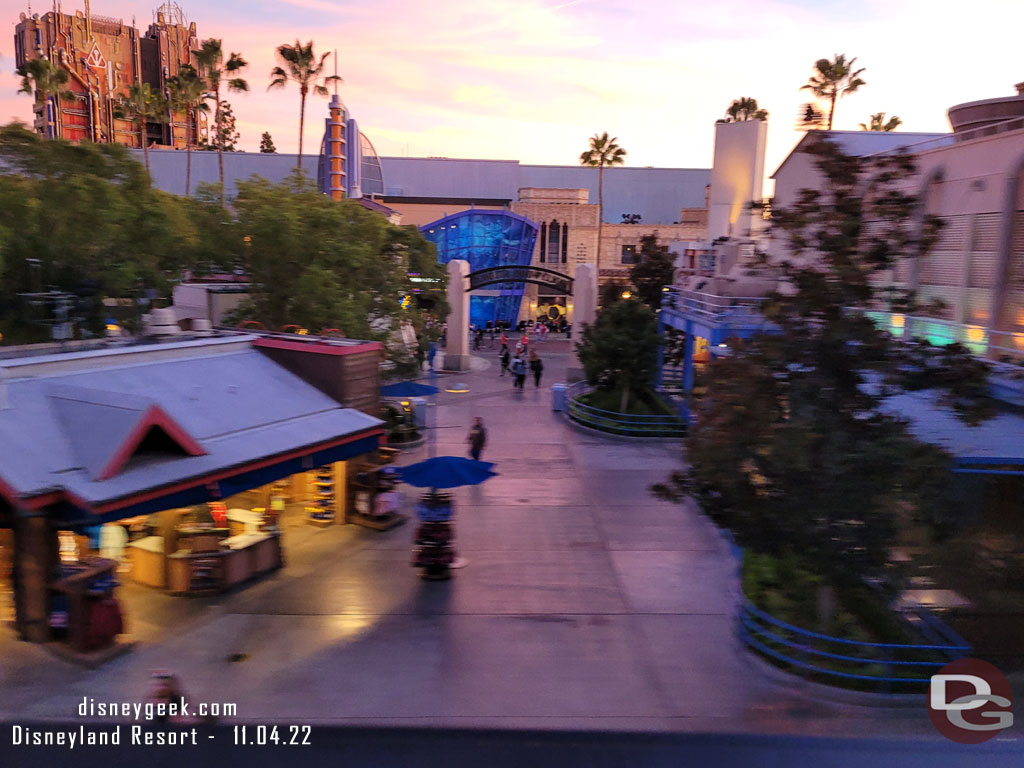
[195,39,248,205]
[116,82,167,175]
[167,64,208,196]
[268,40,340,173]
[723,97,768,122]
[859,112,902,132]
[580,132,627,268]
[17,58,74,139]
[801,53,867,130]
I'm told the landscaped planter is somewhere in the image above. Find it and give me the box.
[564,383,686,438]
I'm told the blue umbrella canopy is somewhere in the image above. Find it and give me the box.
[396,456,498,489]
[380,381,441,398]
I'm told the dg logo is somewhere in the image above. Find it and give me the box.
[929,658,1014,744]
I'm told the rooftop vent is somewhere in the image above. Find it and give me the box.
[143,308,181,338]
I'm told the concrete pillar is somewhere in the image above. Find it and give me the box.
[444,259,472,371]
[567,263,598,381]
[13,510,57,643]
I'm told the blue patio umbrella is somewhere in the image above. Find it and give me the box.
[380,381,440,398]
[396,456,498,489]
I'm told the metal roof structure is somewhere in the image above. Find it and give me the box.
[0,343,382,519]
[771,130,950,179]
[882,390,1024,468]
[379,157,712,225]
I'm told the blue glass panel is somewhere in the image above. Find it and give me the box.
[421,210,539,326]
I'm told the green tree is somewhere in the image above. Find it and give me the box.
[259,131,277,153]
[801,53,867,130]
[194,39,248,205]
[198,100,240,152]
[16,58,75,139]
[654,138,992,582]
[115,82,168,175]
[580,132,626,268]
[722,97,768,122]
[268,41,340,172]
[229,174,446,368]
[860,112,902,132]
[166,64,208,196]
[630,234,676,308]
[0,124,200,339]
[577,298,661,413]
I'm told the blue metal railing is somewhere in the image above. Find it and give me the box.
[739,599,970,688]
[564,381,686,437]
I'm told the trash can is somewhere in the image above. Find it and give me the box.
[551,383,567,412]
[411,397,427,428]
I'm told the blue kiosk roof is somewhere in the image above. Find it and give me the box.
[883,390,1024,466]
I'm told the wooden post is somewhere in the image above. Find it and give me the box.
[13,510,57,643]
[333,461,347,524]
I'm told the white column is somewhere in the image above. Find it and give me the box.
[444,259,472,371]
[567,263,598,381]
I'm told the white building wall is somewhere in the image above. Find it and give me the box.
[707,120,767,241]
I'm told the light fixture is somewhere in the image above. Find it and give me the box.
[621,291,632,300]
[445,382,470,393]
[662,286,670,292]
[717,343,728,348]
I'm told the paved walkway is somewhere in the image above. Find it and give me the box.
[0,349,997,739]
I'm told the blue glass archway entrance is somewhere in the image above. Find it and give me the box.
[421,210,540,327]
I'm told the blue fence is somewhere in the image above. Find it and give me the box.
[739,599,970,690]
[564,381,686,437]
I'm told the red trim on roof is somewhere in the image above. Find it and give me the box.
[90,426,384,514]
[252,338,383,356]
[96,405,206,481]
[0,421,383,517]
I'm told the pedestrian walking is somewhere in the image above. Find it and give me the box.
[534,323,543,344]
[474,327,484,351]
[500,330,508,349]
[499,344,510,376]
[529,349,544,388]
[511,354,527,390]
[427,341,438,371]
[466,417,487,461]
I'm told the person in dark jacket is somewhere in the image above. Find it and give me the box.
[466,417,487,461]
[499,344,510,376]
[529,349,544,388]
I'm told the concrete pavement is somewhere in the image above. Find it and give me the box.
[0,348,1003,742]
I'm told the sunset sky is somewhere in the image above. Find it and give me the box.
[1,0,1022,180]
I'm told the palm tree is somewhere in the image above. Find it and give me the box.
[195,39,248,205]
[268,40,341,173]
[859,112,902,132]
[723,97,768,122]
[579,132,627,267]
[116,82,167,175]
[166,64,208,196]
[800,53,867,130]
[17,58,74,139]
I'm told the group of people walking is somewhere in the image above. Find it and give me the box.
[498,331,544,390]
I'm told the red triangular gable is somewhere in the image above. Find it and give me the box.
[96,405,205,480]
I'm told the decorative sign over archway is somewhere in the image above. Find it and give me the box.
[467,265,573,295]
